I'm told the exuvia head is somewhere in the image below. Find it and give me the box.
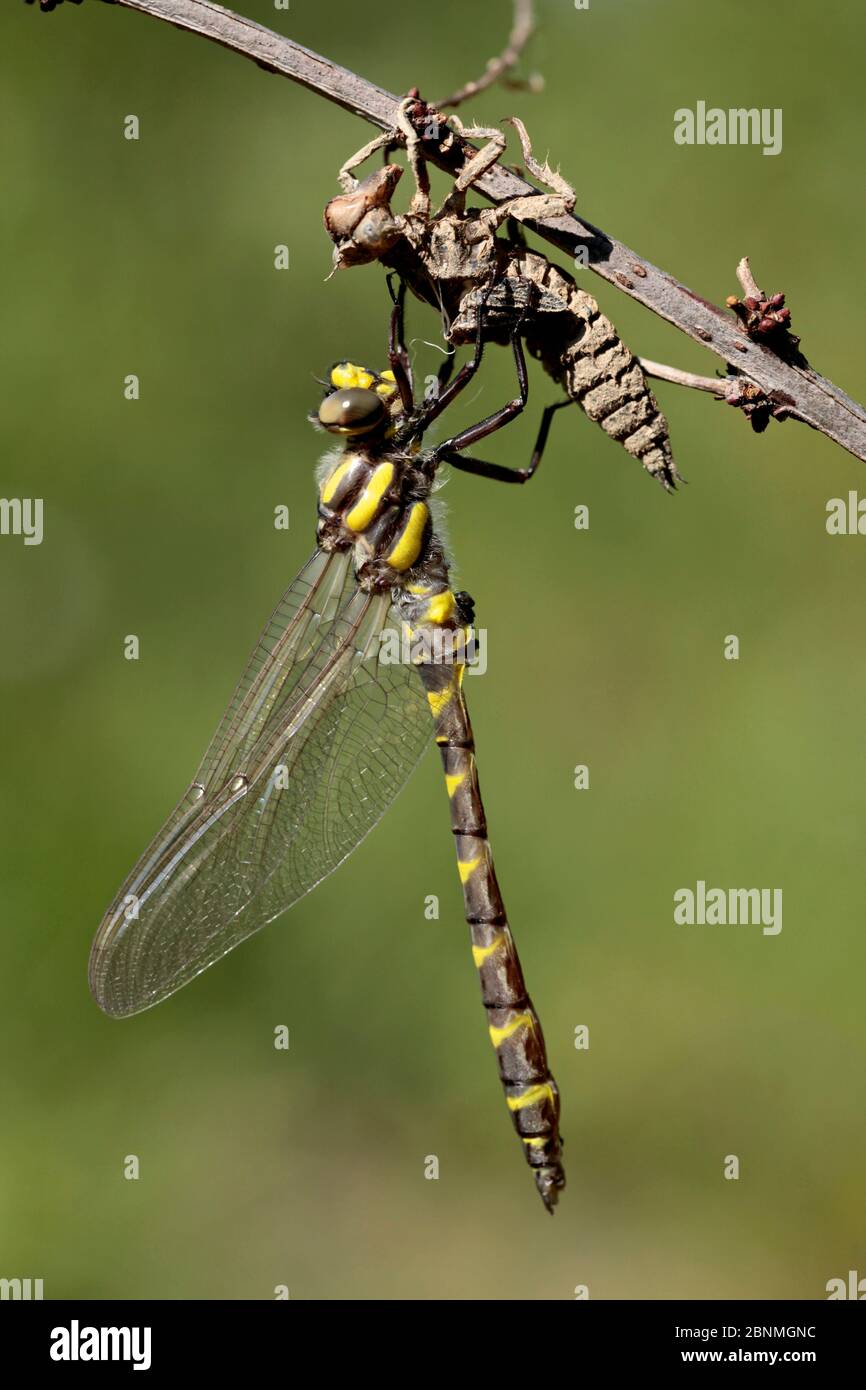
[315,361,399,436]
[323,165,404,269]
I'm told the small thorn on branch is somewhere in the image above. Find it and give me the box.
[726,256,803,363]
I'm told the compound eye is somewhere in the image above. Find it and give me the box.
[318,387,386,435]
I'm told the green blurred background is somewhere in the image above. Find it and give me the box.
[2,0,865,1300]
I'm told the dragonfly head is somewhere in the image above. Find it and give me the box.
[315,362,401,436]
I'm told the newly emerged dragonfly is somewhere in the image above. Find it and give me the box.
[90,287,566,1211]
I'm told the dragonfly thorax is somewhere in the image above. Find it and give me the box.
[317,443,433,593]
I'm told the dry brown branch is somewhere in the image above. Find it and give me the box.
[434,0,538,110]
[25,0,866,465]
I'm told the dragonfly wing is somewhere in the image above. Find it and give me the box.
[239,610,432,931]
[194,547,354,791]
[89,554,432,1018]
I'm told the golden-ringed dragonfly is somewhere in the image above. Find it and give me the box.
[89,286,566,1211]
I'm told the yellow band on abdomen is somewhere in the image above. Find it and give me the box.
[472,934,504,968]
[489,1012,534,1048]
[423,589,456,625]
[506,1083,555,1113]
[457,855,481,883]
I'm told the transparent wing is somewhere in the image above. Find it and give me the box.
[89,550,432,1017]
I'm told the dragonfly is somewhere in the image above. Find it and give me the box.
[89,285,566,1212]
[325,97,680,491]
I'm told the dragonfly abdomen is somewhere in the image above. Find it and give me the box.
[406,590,566,1212]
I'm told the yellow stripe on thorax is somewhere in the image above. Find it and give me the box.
[386,502,428,572]
[345,461,394,532]
[320,457,354,506]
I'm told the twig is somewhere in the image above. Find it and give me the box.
[434,0,538,110]
[26,0,866,466]
[639,359,726,397]
[735,256,763,302]
[639,358,798,439]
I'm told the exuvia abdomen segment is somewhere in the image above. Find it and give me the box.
[516,254,681,490]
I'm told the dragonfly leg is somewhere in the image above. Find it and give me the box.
[395,278,497,449]
[410,293,490,436]
[429,324,530,460]
[387,276,415,413]
[420,344,457,409]
[441,398,574,485]
[435,347,456,394]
